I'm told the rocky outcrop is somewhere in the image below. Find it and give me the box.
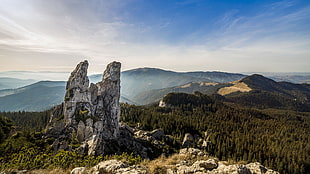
[113,123,176,159]
[179,148,206,157]
[173,148,279,174]
[182,133,195,148]
[70,167,86,174]
[45,61,172,158]
[70,148,278,174]
[93,160,128,173]
[207,162,279,174]
[45,60,121,155]
[63,60,121,139]
[80,159,148,174]
[64,60,90,125]
[181,132,209,149]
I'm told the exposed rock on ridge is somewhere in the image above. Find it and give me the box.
[46,60,121,155]
[64,60,90,125]
[46,61,169,158]
[71,148,279,174]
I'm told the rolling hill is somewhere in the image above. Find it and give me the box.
[0,77,37,90]
[222,74,310,111]
[0,81,66,111]
[120,68,213,100]
[120,68,245,100]
[5,68,310,111]
[132,82,229,105]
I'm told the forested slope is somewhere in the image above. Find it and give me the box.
[121,93,310,174]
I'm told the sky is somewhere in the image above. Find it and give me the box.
[0,0,309,73]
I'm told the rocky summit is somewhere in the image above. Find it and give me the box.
[45,61,170,159]
[46,60,121,155]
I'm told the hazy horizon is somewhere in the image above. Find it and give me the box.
[0,0,309,73]
[1,67,310,81]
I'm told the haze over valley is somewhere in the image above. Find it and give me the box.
[1,68,310,111]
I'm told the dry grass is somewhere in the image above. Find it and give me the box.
[10,150,221,174]
[27,168,72,174]
[142,151,217,174]
[218,82,252,96]
[222,159,248,165]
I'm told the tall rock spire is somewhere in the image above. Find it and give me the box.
[64,60,90,125]
[46,60,121,155]
[95,61,121,138]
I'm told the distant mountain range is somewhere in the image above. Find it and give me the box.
[0,77,37,90]
[0,81,66,111]
[120,68,245,101]
[0,68,310,111]
[133,82,227,105]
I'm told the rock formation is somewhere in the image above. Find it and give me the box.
[71,148,279,174]
[45,60,171,158]
[182,133,195,148]
[46,60,121,155]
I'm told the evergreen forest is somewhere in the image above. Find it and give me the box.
[0,92,309,174]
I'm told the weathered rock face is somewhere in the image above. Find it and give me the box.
[45,61,171,158]
[64,60,90,125]
[46,60,121,155]
[93,61,121,139]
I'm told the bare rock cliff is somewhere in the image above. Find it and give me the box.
[46,60,121,155]
[46,60,176,159]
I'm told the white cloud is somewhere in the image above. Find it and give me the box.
[0,0,309,73]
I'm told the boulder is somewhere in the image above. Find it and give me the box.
[179,148,204,156]
[150,129,165,140]
[70,167,86,174]
[93,160,127,173]
[207,161,280,174]
[192,159,218,170]
[246,162,279,174]
[238,165,252,174]
[115,165,148,174]
[182,133,195,148]
[90,160,148,174]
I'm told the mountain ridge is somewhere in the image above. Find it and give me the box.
[224,75,310,111]
[1,67,310,111]
[0,77,37,90]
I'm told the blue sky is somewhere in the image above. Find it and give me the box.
[0,0,309,73]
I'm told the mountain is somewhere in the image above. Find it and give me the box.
[0,77,37,90]
[0,81,66,97]
[120,68,245,100]
[150,74,310,111]
[0,68,259,111]
[0,71,69,81]
[183,71,246,83]
[223,74,310,111]
[0,81,66,111]
[121,68,211,100]
[255,72,310,84]
[2,71,310,111]
[133,82,228,105]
